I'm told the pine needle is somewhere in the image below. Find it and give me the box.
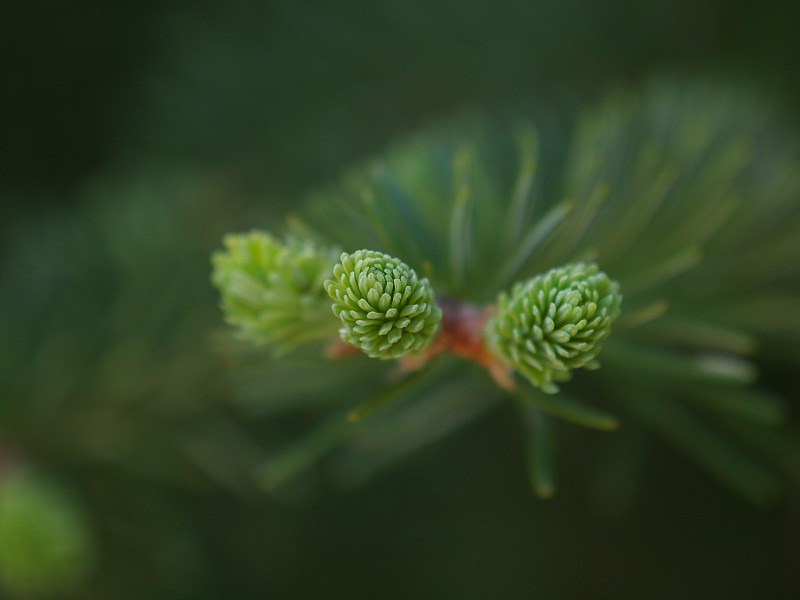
[516,387,619,431]
[521,407,557,498]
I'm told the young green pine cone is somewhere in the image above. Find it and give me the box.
[486,262,621,393]
[325,250,442,359]
[211,231,340,352]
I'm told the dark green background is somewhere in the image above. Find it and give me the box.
[2,1,799,598]
[5,0,800,200]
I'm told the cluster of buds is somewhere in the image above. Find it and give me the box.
[213,236,621,393]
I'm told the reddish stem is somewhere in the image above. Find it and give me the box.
[400,298,515,390]
[326,298,516,390]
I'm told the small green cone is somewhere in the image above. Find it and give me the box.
[325,250,442,359]
[486,262,621,393]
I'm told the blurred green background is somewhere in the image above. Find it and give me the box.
[2,0,800,598]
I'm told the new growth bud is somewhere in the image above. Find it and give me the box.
[325,250,442,359]
[486,262,621,393]
[211,231,340,353]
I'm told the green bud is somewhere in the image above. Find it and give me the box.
[325,250,442,359]
[211,231,340,352]
[0,474,94,595]
[486,262,621,393]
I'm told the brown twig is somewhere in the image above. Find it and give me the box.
[326,297,515,389]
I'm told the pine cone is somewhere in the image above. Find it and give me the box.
[325,250,442,359]
[486,263,621,393]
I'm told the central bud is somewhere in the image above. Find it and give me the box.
[325,250,442,359]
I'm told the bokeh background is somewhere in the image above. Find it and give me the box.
[2,1,800,598]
